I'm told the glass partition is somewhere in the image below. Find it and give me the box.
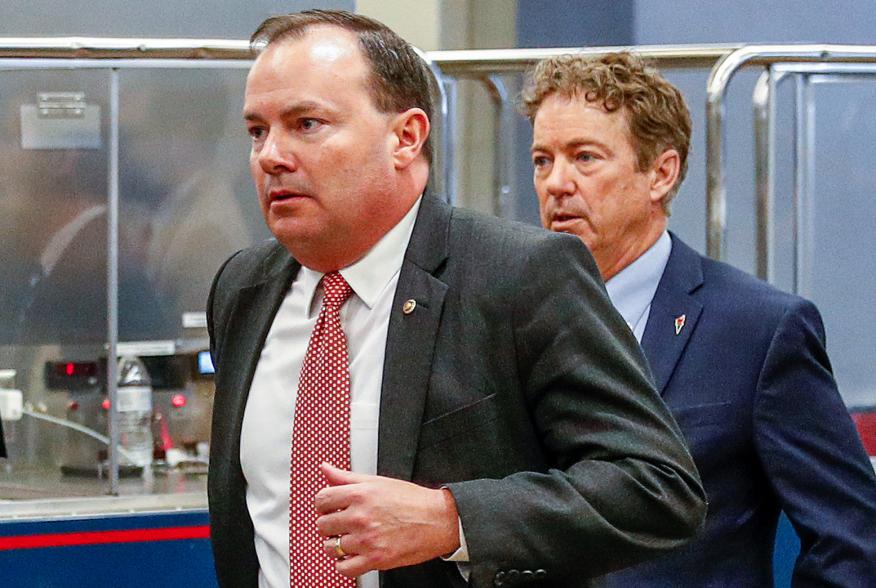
[0,62,266,502]
[0,69,114,499]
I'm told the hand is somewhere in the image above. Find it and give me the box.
[314,463,460,577]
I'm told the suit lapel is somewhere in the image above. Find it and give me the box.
[640,234,703,394]
[377,195,450,481]
[222,248,300,470]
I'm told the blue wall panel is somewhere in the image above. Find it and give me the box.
[0,511,216,587]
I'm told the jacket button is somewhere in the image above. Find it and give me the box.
[534,569,547,579]
[494,571,506,587]
[521,570,534,581]
[507,569,519,582]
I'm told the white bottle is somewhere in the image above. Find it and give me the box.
[116,355,154,467]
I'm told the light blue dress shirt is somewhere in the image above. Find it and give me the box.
[605,231,672,343]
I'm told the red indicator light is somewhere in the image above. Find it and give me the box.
[171,394,187,408]
[53,361,97,378]
[101,398,111,411]
[68,401,79,411]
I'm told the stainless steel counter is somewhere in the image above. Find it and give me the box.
[0,463,206,518]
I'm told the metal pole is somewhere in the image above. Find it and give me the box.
[429,44,739,76]
[798,75,816,298]
[0,38,738,70]
[752,68,775,282]
[706,58,731,261]
[106,68,120,495]
[442,77,459,205]
[483,75,514,218]
[0,37,251,59]
[792,74,817,298]
[418,50,451,203]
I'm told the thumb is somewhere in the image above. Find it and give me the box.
[320,463,369,486]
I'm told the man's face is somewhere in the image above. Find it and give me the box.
[532,92,667,279]
[243,26,401,269]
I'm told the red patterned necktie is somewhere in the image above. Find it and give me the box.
[290,271,356,587]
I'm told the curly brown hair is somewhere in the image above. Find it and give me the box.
[522,52,691,212]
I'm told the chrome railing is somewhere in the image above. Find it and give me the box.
[426,45,738,210]
[706,45,876,270]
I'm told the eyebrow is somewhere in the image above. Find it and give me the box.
[530,138,610,153]
[243,100,327,122]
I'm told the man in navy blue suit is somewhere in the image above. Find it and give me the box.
[525,51,876,586]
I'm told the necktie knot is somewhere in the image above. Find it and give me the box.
[321,271,353,311]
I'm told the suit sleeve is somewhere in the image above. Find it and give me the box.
[446,234,706,586]
[753,299,876,586]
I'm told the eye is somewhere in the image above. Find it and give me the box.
[299,118,323,132]
[576,151,595,163]
[532,155,551,169]
[247,125,266,141]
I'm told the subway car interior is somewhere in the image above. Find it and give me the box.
[1,1,876,586]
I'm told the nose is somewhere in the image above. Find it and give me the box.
[543,159,576,199]
[256,131,298,175]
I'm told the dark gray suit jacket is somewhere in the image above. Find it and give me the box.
[207,195,706,588]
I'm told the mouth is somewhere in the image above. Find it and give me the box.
[268,188,310,204]
[549,213,583,231]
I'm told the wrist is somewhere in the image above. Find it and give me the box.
[437,487,461,556]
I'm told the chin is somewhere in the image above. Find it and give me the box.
[268,221,315,248]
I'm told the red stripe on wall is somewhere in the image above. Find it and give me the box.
[0,525,210,550]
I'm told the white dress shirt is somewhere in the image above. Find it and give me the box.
[605,231,672,343]
[240,199,421,588]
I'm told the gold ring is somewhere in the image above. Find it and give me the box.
[333,535,346,559]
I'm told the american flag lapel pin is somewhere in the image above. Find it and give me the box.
[674,314,686,336]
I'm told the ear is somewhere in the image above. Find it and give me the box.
[648,148,681,205]
[390,108,430,169]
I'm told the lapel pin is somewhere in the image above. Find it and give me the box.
[402,299,417,315]
[674,314,686,336]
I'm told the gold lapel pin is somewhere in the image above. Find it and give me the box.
[402,299,417,315]
[674,314,686,336]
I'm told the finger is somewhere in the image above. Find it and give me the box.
[314,484,356,515]
[323,535,355,560]
[320,463,372,486]
[335,554,373,578]
[315,510,351,537]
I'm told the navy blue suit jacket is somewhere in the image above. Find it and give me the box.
[599,234,876,587]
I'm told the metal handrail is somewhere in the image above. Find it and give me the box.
[0,37,739,68]
[707,44,876,261]
[0,37,251,59]
[428,44,739,75]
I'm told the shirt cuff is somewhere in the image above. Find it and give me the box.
[440,516,469,562]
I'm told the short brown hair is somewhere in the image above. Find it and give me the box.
[522,52,691,212]
[251,9,436,163]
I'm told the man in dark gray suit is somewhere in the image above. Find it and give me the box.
[207,10,705,588]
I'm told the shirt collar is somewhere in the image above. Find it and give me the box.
[605,231,672,331]
[299,196,422,314]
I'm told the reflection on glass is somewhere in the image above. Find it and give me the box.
[0,66,267,502]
